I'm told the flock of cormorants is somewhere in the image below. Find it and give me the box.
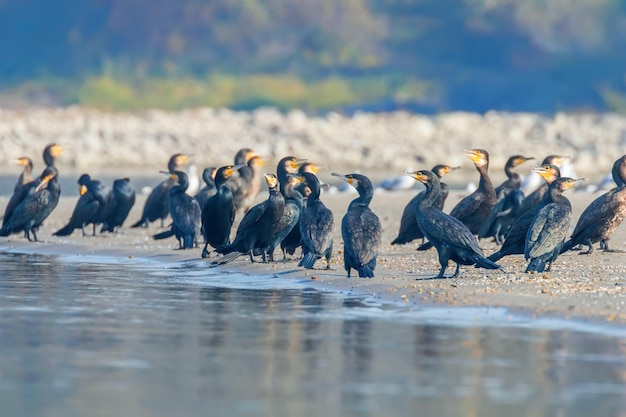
[2,144,626,279]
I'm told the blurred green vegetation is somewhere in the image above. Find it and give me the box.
[0,0,625,113]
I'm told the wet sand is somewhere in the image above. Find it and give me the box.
[0,189,624,323]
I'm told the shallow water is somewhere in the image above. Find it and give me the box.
[0,253,624,417]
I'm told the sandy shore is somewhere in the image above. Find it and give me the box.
[0,188,624,324]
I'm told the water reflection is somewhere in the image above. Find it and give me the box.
[0,253,624,417]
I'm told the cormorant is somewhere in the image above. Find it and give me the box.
[267,172,304,261]
[518,155,568,214]
[194,167,217,209]
[131,153,189,228]
[153,171,201,249]
[479,155,533,243]
[43,143,63,168]
[488,164,561,262]
[2,157,34,228]
[298,172,334,269]
[403,170,500,278]
[448,149,496,235]
[332,172,381,278]
[2,144,63,228]
[54,174,112,237]
[0,167,59,241]
[281,162,324,258]
[228,149,264,213]
[213,173,285,264]
[200,164,243,258]
[12,157,34,190]
[525,177,581,273]
[266,156,306,261]
[391,164,459,246]
[101,178,136,233]
[561,155,626,254]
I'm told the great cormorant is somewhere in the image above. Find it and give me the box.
[153,171,201,249]
[488,164,561,262]
[332,172,381,278]
[561,155,626,254]
[525,177,581,273]
[131,153,189,228]
[101,178,136,233]
[213,173,285,264]
[200,164,243,258]
[298,172,334,270]
[391,164,459,246]
[403,170,500,278]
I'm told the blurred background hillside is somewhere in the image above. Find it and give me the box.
[1,0,625,113]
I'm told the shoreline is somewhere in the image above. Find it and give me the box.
[1,191,624,324]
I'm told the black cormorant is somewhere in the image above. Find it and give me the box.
[479,155,533,243]
[518,155,568,214]
[194,167,217,209]
[525,177,581,273]
[449,149,496,235]
[391,164,459,246]
[54,174,112,237]
[153,171,201,249]
[281,162,324,258]
[43,143,63,168]
[200,164,243,258]
[131,153,189,228]
[12,157,34,190]
[298,172,334,269]
[0,167,59,241]
[101,178,136,233]
[332,172,381,278]
[561,155,626,254]
[267,172,304,261]
[488,164,561,262]
[266,156,307,261]
[213,173,285,264]
[403,170,500,278]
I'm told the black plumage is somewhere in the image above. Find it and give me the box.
[54,174,112,237]
[0,167,60,241]
[194,167,217,209]
[267,172,304,261]
[228,149,265,213]
[391,164,459,246]
[213,173,285,264]
[131,153,189,228]
[332,172,381,278]
[561,155,626,254]
[449,149,496,235]
[298,172,334,270]
[153,171,201,249]
[3,144,62,229]
[200,165,243,258]
[525,177,580,273]
[488,164,561,262]
[266,156,306,261]
[518,155,568,214]
[281,162,323,258]
[479,155,533,243]
[13,156,34,191]
[101,178,136,233]
[404,170,500,278]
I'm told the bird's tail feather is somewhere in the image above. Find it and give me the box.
[211,251,242,266]
[560,239,575,254]
[298,252,318,269]
[475,256,500,270]
[153,230,174,240]
[130,219,146,228]
[357,264,375,278]
[487,251,504,262]
[417,241,433,251]
[53,224,75,236]
[525,258,546,273]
